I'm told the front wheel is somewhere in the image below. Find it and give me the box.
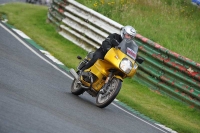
[71,79,85,95]
[96,78,122,108]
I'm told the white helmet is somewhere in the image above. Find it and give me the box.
[120,25,136,39]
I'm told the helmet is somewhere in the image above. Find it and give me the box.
[120,25,136,39]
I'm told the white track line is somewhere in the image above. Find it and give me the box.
[111,103,168,133]
[0,23,73,80]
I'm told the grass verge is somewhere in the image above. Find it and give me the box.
[0,2,200,133]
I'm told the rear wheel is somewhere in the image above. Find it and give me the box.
[71,79,85,95]
[96,78,122,108]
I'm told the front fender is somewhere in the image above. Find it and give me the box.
[113,75,123,81]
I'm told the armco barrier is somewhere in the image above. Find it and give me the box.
[48,0,122,52]
[47,0,200,109]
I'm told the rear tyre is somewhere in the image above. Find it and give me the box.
[71,79,85,95]
[96,78,122,108]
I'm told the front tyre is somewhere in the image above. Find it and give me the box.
[71,79,85,95]
[96,78,122,108]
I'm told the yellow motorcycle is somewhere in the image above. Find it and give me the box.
[70,39,144,108]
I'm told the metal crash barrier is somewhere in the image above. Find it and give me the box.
[47,0,200,109]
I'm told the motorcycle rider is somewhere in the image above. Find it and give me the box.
[79,25,137,76]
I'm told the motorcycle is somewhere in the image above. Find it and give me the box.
[69,39,144,108]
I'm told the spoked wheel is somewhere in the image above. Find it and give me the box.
[71,79,85,95]
[96,78,122,108]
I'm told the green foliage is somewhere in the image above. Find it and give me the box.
[77,0,200,63]
[0,11,6,20]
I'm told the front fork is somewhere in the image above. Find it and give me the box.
[99,71,114,94]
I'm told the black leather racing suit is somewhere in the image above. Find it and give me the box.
[81,33,122,71]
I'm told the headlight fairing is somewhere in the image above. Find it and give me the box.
[119,58,133,74]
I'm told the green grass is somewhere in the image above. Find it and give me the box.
[120,79,200,133]
[0,2,200,133]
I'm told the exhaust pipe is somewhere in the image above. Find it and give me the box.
[69,69,79,80]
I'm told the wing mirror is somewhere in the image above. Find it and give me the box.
[136,56,144,64]
[77,56,82,60]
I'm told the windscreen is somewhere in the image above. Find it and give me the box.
[118,39,138,60]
